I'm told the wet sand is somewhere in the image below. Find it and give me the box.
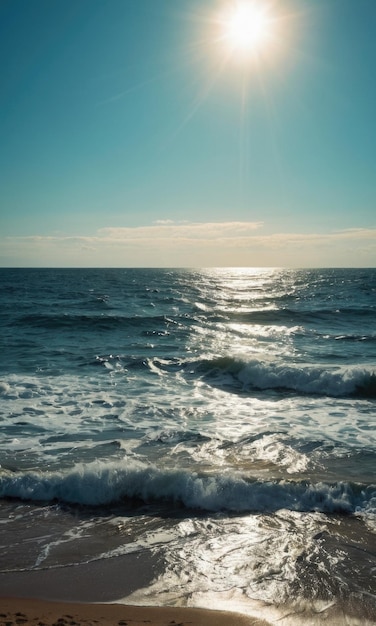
[0,597,270,626]
[0,551,271,626]
[0,553,159,604]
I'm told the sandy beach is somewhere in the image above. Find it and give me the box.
[0,598,270,626]
[0,550,271,626]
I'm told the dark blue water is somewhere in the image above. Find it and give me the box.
[0,268,375,624]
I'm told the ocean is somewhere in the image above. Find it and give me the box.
[0,267,375,624]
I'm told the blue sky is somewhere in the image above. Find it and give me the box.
[1,0,375,267]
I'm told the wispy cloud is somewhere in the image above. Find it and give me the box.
[98,221,263,243]
[1,222,375,267]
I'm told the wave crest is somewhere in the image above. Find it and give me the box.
[194,357,376,398]
[1,461,375,516]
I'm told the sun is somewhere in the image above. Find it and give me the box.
[221,1,275,58]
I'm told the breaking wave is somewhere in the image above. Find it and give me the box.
[192,357,376,398]
[1,461,375,517]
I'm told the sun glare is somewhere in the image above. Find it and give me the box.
[221,1,276,59]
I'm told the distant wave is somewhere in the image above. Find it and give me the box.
[0,461,375,516]
[13,313,180,332]
[12,305,376,333]
[191,357,376,398]
[212,306,376,326]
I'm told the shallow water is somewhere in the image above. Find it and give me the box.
[0,268,375,623]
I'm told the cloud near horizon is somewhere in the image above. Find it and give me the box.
[1,221,375,267]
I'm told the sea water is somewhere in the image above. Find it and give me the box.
[0,268,375,624]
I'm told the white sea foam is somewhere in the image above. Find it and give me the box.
[0,381,11,395]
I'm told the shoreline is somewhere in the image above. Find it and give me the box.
[0,552,272,626]
[0,597,270,626]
